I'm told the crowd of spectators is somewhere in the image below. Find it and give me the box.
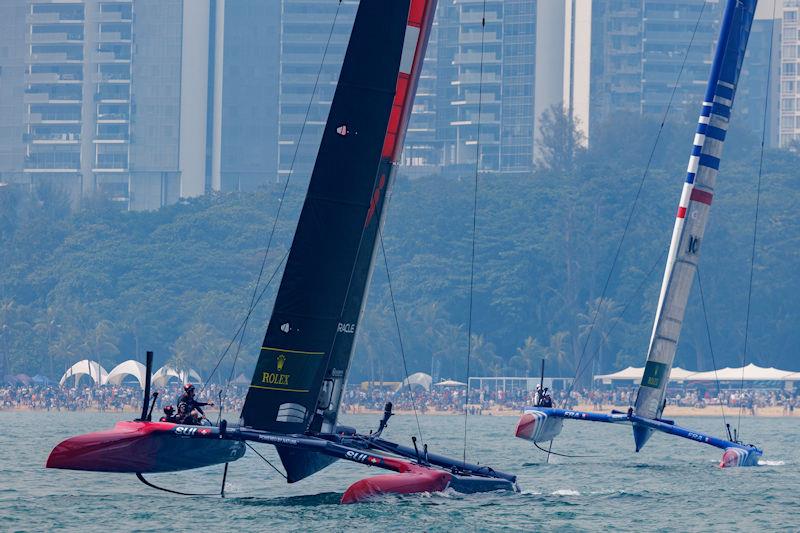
[341,385,800,415]
[2,382,799,415]
[0,383,245,415]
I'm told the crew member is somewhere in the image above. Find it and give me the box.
[540,387,553,408]
[177,383,214,425]
[159,405,177,423]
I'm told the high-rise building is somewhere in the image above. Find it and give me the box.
[590,0,722,130]
[211,0,281,193]
[737,13,780,146]
[406,0,540,173]
[277,0,356,181]
[0,1,27,187]
[780,0,800,147]
[0,0,279,210]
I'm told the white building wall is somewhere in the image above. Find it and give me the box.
[178,0,211,197]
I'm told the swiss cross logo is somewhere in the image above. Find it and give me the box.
[368,457,379,464]
[198,428,211,436]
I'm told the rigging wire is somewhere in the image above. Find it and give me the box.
[201,0,345,396]
[564,245,668,399]
[379,229,424,444]
[564,1,708,397]
[533,440,598,459]
[223,0,346,390]
[245,442,288,480]
[737,0,777,435]
[696,268,728,431]
[462,0,487,468]
[200,249,290,393]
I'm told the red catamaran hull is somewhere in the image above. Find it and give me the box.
[46,421,245,473]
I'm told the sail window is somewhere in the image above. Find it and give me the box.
[276,403,308,424]
[399,26,420,74]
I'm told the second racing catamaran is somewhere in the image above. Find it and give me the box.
[515,0,763,468]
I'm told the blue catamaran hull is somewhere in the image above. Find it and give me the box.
[515,407,762,467]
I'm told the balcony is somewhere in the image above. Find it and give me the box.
[96,113,129,123]
[26,72,82,84]
[31,132,81,144]
[453,52,500,65]
[27,32,84,44]
[94,51,130,63]
[93,132,129,143]
[452,73,501,85]
[26,13,84,24]
[460,12,500,24]
[94,73,131,83]
[458,32,500,45]
[29,52,82,63]
[97,31,131,43]
[28,112,81,124]
[96,12,132,23]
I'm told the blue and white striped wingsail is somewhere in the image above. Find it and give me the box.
[633,0,758,451]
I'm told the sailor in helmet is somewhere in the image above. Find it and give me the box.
[176,383,214,425]
[159,405,177,423]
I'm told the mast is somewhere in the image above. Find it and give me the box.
[633,0,757,451]
[239,0,437,478]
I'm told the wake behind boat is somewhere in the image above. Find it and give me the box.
[515,0,763,469]
[47,0,518,503]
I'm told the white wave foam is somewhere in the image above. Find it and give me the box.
[758,460,785,466]
[551,489,580,496]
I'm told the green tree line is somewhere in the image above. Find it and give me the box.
[1,110,798,384]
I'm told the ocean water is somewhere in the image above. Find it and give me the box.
[1,411,797,532]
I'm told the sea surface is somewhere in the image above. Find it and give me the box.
[1,411,797,532]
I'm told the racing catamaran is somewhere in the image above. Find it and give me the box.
[515,0,763,468]
[47,0,518,502]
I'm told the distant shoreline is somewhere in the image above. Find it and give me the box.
[344,403,800,418]
[3,403,798,417]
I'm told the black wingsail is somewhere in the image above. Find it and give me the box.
[241,0,435,479]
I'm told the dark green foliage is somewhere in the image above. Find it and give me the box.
[1,115,799,383]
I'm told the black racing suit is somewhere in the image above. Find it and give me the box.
[177,394,211,424]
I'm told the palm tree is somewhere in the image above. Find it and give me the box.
[508,336,544,376]
[546,331,571,374]
[577,297,622,378]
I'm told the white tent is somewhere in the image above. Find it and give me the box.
[397,372,433,392]
[667,367,697,382]
[106,360,148,388]
[152,366,202,388]
[595,366,697,384]
[688,363,794,382]
[434,379,467,387]
[595,366,643,383]
[59,360,109,387]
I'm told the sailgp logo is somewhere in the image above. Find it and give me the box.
[280,323,290,333]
